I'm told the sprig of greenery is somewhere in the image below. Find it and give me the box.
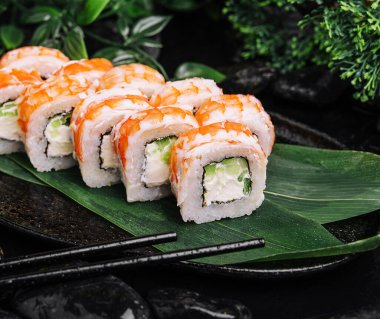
[225,0,380,102]
[0,0,170,77]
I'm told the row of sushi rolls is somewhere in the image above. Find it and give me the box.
[0,46,275,224]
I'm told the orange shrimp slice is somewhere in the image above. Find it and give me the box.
[53,58,113,82]
[18,75,92,134]
[0,46,69,78]
[116,107,196,167]
[73,95,152,161]
[150,78,222,112]
[99,63,165,97]
[0,69,42,90]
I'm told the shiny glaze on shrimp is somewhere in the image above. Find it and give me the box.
[99,63,165,97]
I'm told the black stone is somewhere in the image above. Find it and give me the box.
[12,276,152,319]
[147,288,252,319]
[273,66,347,105]
[221,62,278,95]
[0,310,21,319]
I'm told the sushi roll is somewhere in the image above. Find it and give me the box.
[114,107,199,202]
[0,69,42,154]
[72,95,152,188]
[150,78,223,112]
[0,46,69,79]
[170,122,267,224]
[99,64,165,98]
[71,87,145,125]
[53,58,113,83]
[18,75,92,171]
[196,94,275,156]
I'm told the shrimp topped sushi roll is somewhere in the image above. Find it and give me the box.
[71,87,144,124]
[72,95,152,188]
[0,69,42,154]
[99,64,165,98]
[18,75,92,171]
[150,78,223,112]
[196,94,275,156]
[53,58,113,83]
[0,46,69,79]
[170,122,267,224]
[114,107,199,202]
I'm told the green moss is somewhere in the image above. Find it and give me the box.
[225,0,380,102]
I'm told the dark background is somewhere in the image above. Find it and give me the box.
[1,9,380,319]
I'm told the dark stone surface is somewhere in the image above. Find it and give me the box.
[0,310,20,319]
[273,66,348,105]
[12,276,152,319]
[147,288,252,319]
[221,62,278,95]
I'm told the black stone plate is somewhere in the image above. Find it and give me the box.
[0,112,378,278]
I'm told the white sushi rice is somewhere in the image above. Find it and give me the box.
[0,85,25,154]
[114,109,198,202]
[24,96,79,171]
[76,99,151,188]
[170,127,267,224]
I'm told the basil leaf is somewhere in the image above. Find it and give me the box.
[0,25,24,50]
[132,16,171,37]
[23,6,61,24]
[63,27,88,60]
[174,62,226,83]
[93,47,136,65]
[31,23,50,45]
[138,38,162,48]
[117,16,130,39]
[157,0,209,11]
[77,0,110,26]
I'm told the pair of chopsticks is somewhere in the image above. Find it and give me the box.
[0,232,265,287]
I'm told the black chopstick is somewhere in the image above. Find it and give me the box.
[0,238,264,287]
[0,232,177,271]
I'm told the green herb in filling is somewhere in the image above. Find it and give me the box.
[203,157,252,206]
[142,136,178,187]
[44,111,73,157]
[0,101,18,117]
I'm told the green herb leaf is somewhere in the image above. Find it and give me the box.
[63,27,88,60]
[0,25,24,50]
[174,62,226,83]
[5,144,380,265]
[132,16,171,37]
[77,0,110,25]
[157,0,208,11]
[31,23,50,45]
[117,16,130,39]
[0,156,45,186]
[138,38,162,48]
[23,6,61,24]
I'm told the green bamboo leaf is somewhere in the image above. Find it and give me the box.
[63,27,88,60]
[7,144,380,265]
[77,0,110,26]
[0,156,45,186]
[174,62,226,83]
[0,25,24,50]
[132,16,171,37]
[265,144,380,224]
